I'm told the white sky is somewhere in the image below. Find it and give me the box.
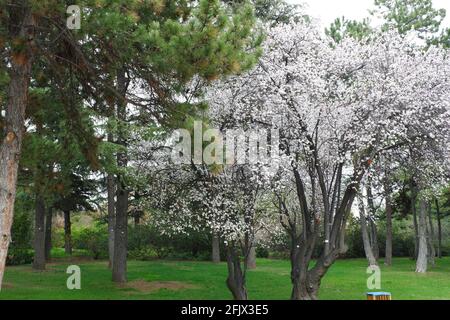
[286,0,450,30]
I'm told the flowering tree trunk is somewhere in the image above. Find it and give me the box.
[435,198,442,258]
[416,198,428,273]
[212,233,220,263]
[384,183,393,266]
[225,245,248,300]
[0,3,35,289]
[245,246,257,270]
[358,196,378,267]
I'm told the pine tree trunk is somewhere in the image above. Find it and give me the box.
[33,196,46,270]
[0,3,35,290]
[44,207,53,261]
[112,183,128,283]
[416,199,428,273]
[359,198,378,267]
[385,190,393,266]
[112,68,128,283]
[107,172,115,269]
[64,210,72,255]
[212,233,220,263]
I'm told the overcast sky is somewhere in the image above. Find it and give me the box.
[286,0,450,30]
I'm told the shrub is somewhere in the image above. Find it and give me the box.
[128,246,158,261]
[72,225,108,259]
[256,246,269,258]
[6,248,33,266]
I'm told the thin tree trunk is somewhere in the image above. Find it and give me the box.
[358,197,378,267]
[435,199,442,259]
[416,198,428,273]
[112,183,128,283]
[33,196,46,270]
[411,183,419,260]
[366,183,379,260]
[107,171,116,268]
[339,216,348,254]
[427,203,435,266]
[385,186,393,266]
[44,207,53,261]
[225,246,247,300]
[0,3,35,290]
[64,210,72,255]
[245,246,257,270]
[212,233,220,263]
[112,68,128,283]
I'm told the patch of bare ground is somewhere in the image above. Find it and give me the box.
[3,283,14,289]
[121,280,199,294]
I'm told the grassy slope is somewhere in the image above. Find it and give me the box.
[1,256,449,300]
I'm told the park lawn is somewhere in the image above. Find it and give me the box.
[1,256,449,300]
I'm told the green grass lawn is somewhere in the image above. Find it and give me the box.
[1,255,449,300]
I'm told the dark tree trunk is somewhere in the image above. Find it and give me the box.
[212,233,220,263]
[44,207,53,261]
[107,172,116,269]
[359,198,378,267]
[290,247,314,300]
[384,187,393,266]
[33,196,46,270]
[245,246,257,270]
[225,246,247,300]
[0,3,35,289]
[64,210,72,255]
[426,203,435,266]
[112,181,128,283]
[134,215,140,227]
[112,68,128,283]
[416,198,428,273]
[435,199,442,259]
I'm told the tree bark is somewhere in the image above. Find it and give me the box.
[384,186,393,266]
[44,207,53,261]
[64,210,72,255]
[112,182,128,283]
[107,172,115,269]
[33,196,46,270]
[416,198,428,273]
[0,3,35,290]
[435,199,442,259]
[366,183,379,260]
[225,246,247,300]
[112,68,128,283]
[358,197,378,267]
[411,182,419,260]
[245,245,257,270]
[426,203,435,266]
[212,233,220,263]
